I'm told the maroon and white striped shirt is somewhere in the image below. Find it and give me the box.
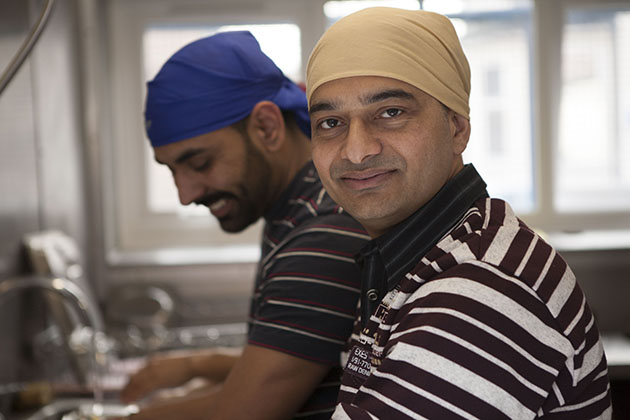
[336,193,611,418]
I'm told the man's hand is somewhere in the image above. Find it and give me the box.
[120,348,239,404]
[127,383,220,420]
[120,352,196,403]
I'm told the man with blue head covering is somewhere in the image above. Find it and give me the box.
[144,30,312,233]
[121,31,368,420]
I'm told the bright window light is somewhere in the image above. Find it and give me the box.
[422,0,465,15]
[453,1,535,213]
[556,9,630,212]
[324,0,420,21]
[143,23,301,83]
[424,0,531,15]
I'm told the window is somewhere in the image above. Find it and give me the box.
[417,0,630,237]
[105,0,630,269]
[423,0,536,213]
[556,7,630,213]
[323,0,421,24]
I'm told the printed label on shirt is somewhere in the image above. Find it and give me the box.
[345,345,372,381]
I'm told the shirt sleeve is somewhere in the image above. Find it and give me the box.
[334,262,610,419]
[248,214,367,365]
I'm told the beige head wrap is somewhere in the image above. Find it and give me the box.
[306,7,471,119]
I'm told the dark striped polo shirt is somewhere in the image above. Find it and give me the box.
[335,164,612,419]
[248,161,369,420]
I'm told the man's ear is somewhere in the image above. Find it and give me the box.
[248,101,286,152]
[449,111,471,155]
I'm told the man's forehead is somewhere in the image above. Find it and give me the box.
[309,76,427,113]
[153,129,228,165]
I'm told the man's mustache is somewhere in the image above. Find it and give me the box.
[195,192,236,207]
[330,155,404,178]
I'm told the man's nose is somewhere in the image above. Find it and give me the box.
[342,119,382,164]
[174,173,204,206]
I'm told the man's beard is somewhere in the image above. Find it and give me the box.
[195,135,273,233]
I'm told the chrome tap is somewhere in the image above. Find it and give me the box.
[0,275,108,405]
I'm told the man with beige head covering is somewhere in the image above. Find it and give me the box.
[307,7,611,419]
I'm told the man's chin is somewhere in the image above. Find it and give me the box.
[211,203,260,233]
[218,220,248,233]
[216,215,257,234]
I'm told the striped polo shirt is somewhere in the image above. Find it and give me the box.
[248,161,369,419]
[335,165,612,419]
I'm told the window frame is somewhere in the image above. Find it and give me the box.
[103,0,327,265]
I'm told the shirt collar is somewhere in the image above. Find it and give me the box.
[357,164,488,326]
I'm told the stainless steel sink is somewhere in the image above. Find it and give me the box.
[23,399,138,420]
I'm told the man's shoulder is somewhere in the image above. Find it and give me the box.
[406,196,569,295]
[261,209,368,282]
[273,172,368,247]
[434,197,551,262]
[270,165,354,227]
[402,196,579,322]
[274,212,369,260]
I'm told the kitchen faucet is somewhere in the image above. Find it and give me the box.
[0,275,108,406]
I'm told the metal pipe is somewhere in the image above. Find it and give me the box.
[0,0,56,96]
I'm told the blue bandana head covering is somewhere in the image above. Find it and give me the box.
[145,31,310,147]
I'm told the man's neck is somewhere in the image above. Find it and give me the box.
[275,132,312,197]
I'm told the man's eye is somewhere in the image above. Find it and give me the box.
[381,108,402,118]
[319,118,340,129]
[191,161,210,171]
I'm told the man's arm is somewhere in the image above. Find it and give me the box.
[208,344,332,420]
[121,344,330,420]
[120,212,365,419]
[203,215,364,419]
